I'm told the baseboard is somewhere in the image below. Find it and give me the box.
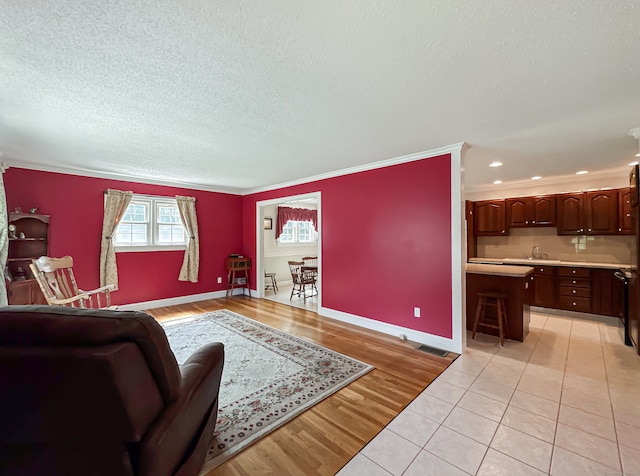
[119,289,246,311]
[319,306,460,354]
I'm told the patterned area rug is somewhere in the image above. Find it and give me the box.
[162,309,374,470]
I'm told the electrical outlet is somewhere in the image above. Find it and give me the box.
[414,307,421,318]
[217,277,222,284]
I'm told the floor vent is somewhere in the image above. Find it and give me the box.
[416,344,449,358]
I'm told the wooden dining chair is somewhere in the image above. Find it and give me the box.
[288,261,317,300]
[302,256,318,278]
[30,256,116,308]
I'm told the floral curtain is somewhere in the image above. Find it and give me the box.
[100,189,132,288]
[276,206,318,239]
[0,163,8,306]
[176,195,199,282]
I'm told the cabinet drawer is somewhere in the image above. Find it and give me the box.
[557,267,590,278]
[558,286,591,298]
[557,295,591,312]
[534,266,555,275]
[558,277,590,288]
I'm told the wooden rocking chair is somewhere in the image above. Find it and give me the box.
[30,256,116,309]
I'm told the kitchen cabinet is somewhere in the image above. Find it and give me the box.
[557,190,619,235]
[529,266,556,307]
[473,200,507,236]
[556,267,591,313]
[466,201,477,258]
[618,188,632,234]
[585,190,619,235]
[592,269,625,318]
[556,193,584,234]
[507,196,556,228]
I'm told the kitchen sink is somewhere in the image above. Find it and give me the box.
[503,258,562,264]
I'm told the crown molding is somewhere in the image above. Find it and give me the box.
[465,165,631,195]
[242,143,465,195]
[4,161,245,195]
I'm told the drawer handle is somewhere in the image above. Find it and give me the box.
[540,268,544,272]
[573,302,577,306]
[573,290,576,294]
[573,280,576,284]
[572,270,576,274]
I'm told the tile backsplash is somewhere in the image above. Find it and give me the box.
[477,228,633,264]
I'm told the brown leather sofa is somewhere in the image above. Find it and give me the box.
[0,305,225,476]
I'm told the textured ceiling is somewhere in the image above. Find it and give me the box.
[1,1,639,193]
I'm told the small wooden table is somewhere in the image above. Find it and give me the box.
[226,257,251,298]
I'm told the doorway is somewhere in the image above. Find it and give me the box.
[255,192,321,312]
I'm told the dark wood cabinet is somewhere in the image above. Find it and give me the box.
[226,257,251,298]
[529,266,556,307]
[556,267,591,313]
[474,200,507,236]
[6,213,49,305]
[585,190,619,235]
[465,201,477,258]
[507,196,556,228]
[556,193,584,235]
[592,268,625,318]
[618,188,632,234]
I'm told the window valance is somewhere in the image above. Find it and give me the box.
[276,206,318,239]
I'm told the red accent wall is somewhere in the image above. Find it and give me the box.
[243,154,453,338]
[4,168,243,305]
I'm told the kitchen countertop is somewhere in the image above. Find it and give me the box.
[466,263,534,277]
[468,257,631,270]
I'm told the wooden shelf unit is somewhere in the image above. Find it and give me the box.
[7,213,49,304]
[226,257,251,298]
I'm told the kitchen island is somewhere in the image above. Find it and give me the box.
[466,263,534,342]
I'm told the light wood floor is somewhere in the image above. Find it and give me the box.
[146,297,456,476]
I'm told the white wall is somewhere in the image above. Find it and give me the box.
[263,203,318,284]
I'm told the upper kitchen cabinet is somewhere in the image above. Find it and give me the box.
[556,193,584,234]
[507,196,556,228]
[584,190,618,235]
[557,190,619,235]
[618,188,632,234]
[473,199,507,236]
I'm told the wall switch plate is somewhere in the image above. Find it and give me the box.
[217,277,222,284]
[414,307,421,318]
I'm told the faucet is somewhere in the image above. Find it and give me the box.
[532,245,541,259]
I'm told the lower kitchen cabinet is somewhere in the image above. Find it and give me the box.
[530,266,555,307]
[592,268,625,318]
[556,267,592,313]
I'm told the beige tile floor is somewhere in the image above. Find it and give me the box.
[263,282,318,312]
[338,308,640,475]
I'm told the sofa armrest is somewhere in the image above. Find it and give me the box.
[138,342,224,476]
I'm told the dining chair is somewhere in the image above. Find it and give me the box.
[265,270,278,293]
[288,261,317,300]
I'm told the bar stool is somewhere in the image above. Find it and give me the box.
[265,271,278,293]
[472,291,509,346]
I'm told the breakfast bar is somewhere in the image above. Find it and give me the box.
[466,263,534,342]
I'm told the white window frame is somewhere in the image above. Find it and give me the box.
[278,220,318,245]
[114,194,188,252]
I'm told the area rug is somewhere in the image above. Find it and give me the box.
[162,309,374,469]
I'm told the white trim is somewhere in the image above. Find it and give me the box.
[255,192,322,306]
[465,165,630,194]
[318,306,459,354]
[118,289,248,311]
[115,245,187,253]
[243,143,465,195]
[6,163,244,195]
[451,143,466,354]
[7,143,463,196]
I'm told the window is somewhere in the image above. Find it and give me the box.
[114,195,186,251]
[278,220,317,244]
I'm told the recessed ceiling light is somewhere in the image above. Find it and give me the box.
[489,161,503,167]
[493,180,503,184]
[531,176,542,180]
[576,170,588,175]
[630,161,639,166]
